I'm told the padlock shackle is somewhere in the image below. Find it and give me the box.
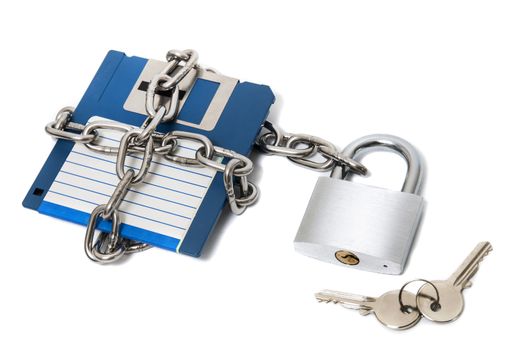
[331,134,423,194]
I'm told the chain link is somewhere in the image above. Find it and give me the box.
[197,146,258,214]
[145,75,180,122]
[45,106,96,144]
[256,121,368,176]
[162,130,214,166]
[115,130,154,183]
[162,49,199,89]
[223,159,258,214]
[84,204,125,263]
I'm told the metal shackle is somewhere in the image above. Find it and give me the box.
[331,134,423,195]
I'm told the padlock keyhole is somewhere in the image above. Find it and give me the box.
[335,250,360,265]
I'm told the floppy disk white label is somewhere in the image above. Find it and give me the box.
[42,116,218,246]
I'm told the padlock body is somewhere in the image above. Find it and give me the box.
[294,177,424,274]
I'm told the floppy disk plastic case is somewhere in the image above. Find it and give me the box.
[23,50,274,257]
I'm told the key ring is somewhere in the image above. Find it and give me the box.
[398,279,440,313]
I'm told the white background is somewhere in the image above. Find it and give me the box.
[1,1,523,348]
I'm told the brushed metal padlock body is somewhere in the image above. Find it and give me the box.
[294,134,425,275]
[295,177,424,274]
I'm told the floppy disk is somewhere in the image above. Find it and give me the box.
[23,50,274,257]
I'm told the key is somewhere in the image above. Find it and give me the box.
[416,241,492,322]
[316,289,421,330]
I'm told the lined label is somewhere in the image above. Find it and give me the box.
[42,117,217,243]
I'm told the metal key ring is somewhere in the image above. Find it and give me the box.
[398,279,440,313]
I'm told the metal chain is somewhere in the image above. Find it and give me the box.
[45,106,95,144]
[44,49,368,263]
[44,49,258,263]
[256,121,368,176]
[83,50,197,263]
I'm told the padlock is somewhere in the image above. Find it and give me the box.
[294,134,425,275]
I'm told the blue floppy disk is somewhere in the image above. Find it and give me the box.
[23,50,274,257]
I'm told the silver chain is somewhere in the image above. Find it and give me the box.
[256,121,368,175]
[44,49,366,263]
[45,49,257,263]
